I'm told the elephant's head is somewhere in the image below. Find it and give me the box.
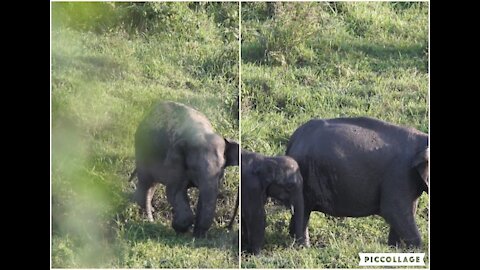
[184,135,239,184]
[224,138,239,166]
[412,147,429,193]
[253,156,305,245]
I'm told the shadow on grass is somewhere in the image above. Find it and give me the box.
[341,41,428,72]
[52,52,127,81]
[242,37,427,73]
[263,229,295,249]
[241,41,267,65]
[121,220,238,250]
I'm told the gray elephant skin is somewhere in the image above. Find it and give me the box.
[286,117,429,247]
[241,150,305,254]
[131,101,239,238]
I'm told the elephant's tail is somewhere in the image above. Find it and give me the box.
[226,191,239,230]
[128,168,137,182]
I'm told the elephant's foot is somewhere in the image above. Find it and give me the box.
[193,228,207,238]
[403,237,422,248]
[289,224,311,247]
[172,214,194,234]
[146,207,155,222]
[292,237,310,248]
[388,227,401,247]
[301,238,311,248]
[140,206,154,222]
[174,227,190,234]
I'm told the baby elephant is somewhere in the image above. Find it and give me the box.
[130,101,239,238]
[241,150,305,254]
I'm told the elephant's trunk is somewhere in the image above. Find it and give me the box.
[292,188,305,245]
[226,191,239,229]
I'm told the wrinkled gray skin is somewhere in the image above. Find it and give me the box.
[241,150,305,254]
[131,101,239,238]
[286,117,429,248]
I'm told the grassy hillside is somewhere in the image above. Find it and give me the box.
[51,2,239,268]
[240,2,429,268]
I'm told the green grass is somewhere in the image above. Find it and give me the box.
[52,2,429,268]
[52,2,239,268]
[240,2,428,268]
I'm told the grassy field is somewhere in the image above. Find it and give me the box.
[52,2,429,269]
[51,2,239,268]
[240,2,429,268]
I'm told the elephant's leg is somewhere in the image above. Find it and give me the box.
[193,181,219,238]
[166,182,194,234]
[397,199,421,246]
[146,184,157,219]
[134,171,156,222]
[245,199,266,254]
[302,210,311,247]
[241,218,248,251]
[289,208,311,247]
[247,213,265,255]
[387,214,421,248]
[381,201,421,248]
[388,227,401,247]
[413,199,419,216]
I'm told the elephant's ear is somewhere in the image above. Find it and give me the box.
[224,138,239,166]
[412,148,429,192]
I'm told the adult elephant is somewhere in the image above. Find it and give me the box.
[241,150,305,254]
[286,117,429,247]
[130,101,239,238]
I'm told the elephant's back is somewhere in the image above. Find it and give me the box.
[287,117,419,159]
[135,101,215,162]
[141,101,214,134]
